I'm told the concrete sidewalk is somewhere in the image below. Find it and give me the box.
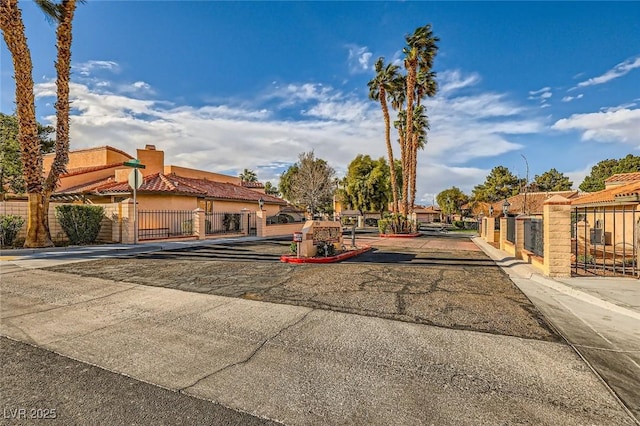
[1,268,636,425]
[473,237,640,422]
[471,237,640,320]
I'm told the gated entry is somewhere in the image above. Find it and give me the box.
[572,206,638,277]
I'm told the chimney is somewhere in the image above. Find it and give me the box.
[137,145,164,176]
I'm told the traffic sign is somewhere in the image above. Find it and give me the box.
[123,159,146,169]
[128,169,143,190]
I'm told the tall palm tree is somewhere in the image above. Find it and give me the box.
[402,24,438,215]
[1,0,52,247]
[409,105,428,211]
[239,168,258,182]
[368,57,400,213]
[1,0,79,247]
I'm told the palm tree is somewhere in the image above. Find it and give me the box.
[239,168,258,182]
[1,0,52,247]
[402,24,438,215]
[1,0,79,247]
[368,57,401,213]
[409,105,428,211]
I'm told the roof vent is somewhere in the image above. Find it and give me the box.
[145,144,156,150]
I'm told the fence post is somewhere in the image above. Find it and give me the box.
[483,216,495,243]
[543,195,572,277]
[256,210,267,237]
[193,208,206,240]
[515,215,526,260]
[120,198,136,244]
[499,217,507,251]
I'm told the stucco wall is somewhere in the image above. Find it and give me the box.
[164,165,242,185]
[136,195,198,211]
[1,201,119,244]
[262,222,305,238]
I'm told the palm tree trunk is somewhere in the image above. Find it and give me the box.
[404,58,417,216]
[1,0,53,247]
[379,89,398,214]
[410,133,418,213]
[45,0,76,193]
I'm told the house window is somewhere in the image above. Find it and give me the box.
[205,200,214,213]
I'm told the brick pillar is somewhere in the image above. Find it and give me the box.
[543,195,572,277]
[256,210,267,237]
[193,208,206,240]
[120,198,136,244]
[515,215,526,260]
[484,217,495,243]
[499,217,507,251]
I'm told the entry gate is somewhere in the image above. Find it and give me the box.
[572,206,638,278]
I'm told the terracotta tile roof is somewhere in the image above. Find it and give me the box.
[83,173,288,204]
[604,172,640,185]
[62,162,123,177]
[96,173,206,195]
[241,181,265,188]
[56,177,116,194]
[497,191,579,215]
[572,181,640,206]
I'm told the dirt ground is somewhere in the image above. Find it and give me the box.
[47,235,560,342]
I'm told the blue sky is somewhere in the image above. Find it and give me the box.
[2,1,639,204]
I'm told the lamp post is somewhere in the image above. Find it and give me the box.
[502,199,511,217]
[258,197,264,211]
[489,205,494,217]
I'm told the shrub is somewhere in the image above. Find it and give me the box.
[55,205,104,245]
[316,241,336,257]
[453,220,465,229]
[290,241,298,254]
[0,215,25,247]
[378,218,389,234]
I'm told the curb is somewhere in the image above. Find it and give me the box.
[378,233,421,238]
[280,246,371,263]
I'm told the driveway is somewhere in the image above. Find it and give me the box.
[1,234,636,425]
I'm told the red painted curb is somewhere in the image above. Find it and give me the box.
[378,233,422,238]
[280,245,371,264]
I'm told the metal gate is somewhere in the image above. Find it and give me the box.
[572,206,638,278]
[247,212,257,236]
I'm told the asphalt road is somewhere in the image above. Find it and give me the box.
[1,337,278,425]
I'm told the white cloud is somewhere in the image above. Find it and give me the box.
[552,107,640,145]
[576,55,640,88]
[565,164,593,191]
[562,94,583,102]
[438,70,481,94]
[529,87,551,95]
[527,87,552,107]
[346,44,373,73]
[33,68,542,199]
[73,60,120,77]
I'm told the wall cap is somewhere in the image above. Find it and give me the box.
[544,194,571,205]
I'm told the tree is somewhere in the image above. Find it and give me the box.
[401,24,438,215]
[283,151,335,215]
[472,166,522,202]
[368,57,401,213]
[263,181,279,196]
[0,113,55,196]
[341,155,391,217]
[579,154,640,192]
[1,0,78,247]
[436,187,469,217]
[239,168,258,182]
[531,168,573,192]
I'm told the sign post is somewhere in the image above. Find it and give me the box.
[293,232,303,258]
[123,159,145,244]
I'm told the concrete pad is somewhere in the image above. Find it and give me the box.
[1,271,634,425]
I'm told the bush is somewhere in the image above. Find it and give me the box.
[316,241,336,257]
[55,205,104,245]
[378,218,389,234]
[0,215,25,247]
[453,220,465,229]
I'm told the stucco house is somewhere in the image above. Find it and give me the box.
[46,145,287,215]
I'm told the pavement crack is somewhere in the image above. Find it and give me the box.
[179,308,315,392]
[1,286,138,320]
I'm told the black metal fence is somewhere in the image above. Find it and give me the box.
[205,212,243,235]
[572,206,637,277]
[523,218,543,257]
[506,216,516,243]
[138,210,194,240]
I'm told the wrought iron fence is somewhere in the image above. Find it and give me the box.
[494,217,500,230]
[205,212,244,235]
[506,216,516,243]
[138,210,194,240]
[523,218,543,257]
[572,206,637,277]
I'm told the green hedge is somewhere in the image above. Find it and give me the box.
[0,215,25,247]
[55,205,104,245]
